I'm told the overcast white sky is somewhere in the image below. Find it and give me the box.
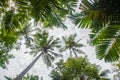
[0,19,113,80]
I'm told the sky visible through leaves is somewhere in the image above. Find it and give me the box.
[0,19,112,80]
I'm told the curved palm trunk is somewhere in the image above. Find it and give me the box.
[14,53,43,80]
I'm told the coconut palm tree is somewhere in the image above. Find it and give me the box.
[69,0,120,62]
[14,31,61,80]
[60,34,85,57]
[0,0,78,68]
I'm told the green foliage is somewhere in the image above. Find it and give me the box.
[34,31,48,47]
[0,0,78,69]
[0,52,14,69]
[91,25,120,62]
[69,0,120,62]
[29,31,61,66]
[5,74,40,80]
[50,57,101,80]
[50,59,64,80]
[22,74,39,80]
[12,0,78,28]
[70,0,120,28]
[60,34,85,57]
[14,31,62,79]
[0,29,18,68]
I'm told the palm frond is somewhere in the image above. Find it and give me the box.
[91,25,120,62]
[62,36,67,43]
[75,43,85,48]
[0,52,14,69]
[29,31,60,67]
[16,0,78,29]
[59,47,67,53]
[48,50,62,58]
[73,48,85,54]
[4,76,12,80]
[70,0,120,29]
[42,52,55,66]
[96,38,120,62]
[72,48,78,57]
[47,37,60,48]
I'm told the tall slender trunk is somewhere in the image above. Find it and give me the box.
[14,53,43,80]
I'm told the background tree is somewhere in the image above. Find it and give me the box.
[60,34,85,57]
[14,31,61,80]
[49,56,106,80]
[0,0,78,69]
[50,59,64,80]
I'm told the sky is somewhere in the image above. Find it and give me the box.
[0,0,114,79]
[0,19,113,80]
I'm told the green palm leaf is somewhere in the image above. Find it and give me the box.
[91,25,120,62]
[29,31,61,66]
[15,0,78,29]
[60,34,85,57]
[70,0,120,28]
[70,0,120,62]
[0,52,14,69]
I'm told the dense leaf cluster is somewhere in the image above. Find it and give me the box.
[70,0,120,62]
[50,57,110,80]
[0,0,78,68]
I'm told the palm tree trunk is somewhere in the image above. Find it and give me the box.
[72,48,78,57]
[14,53,43,80]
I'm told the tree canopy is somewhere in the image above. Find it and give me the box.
[50,57,110,80]
[0,0,120,79]
[59,34,85,57]
[0,0,78,68]
[70,0,120,62]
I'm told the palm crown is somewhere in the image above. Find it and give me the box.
[14,31,61,80]
[30,31,61,66]
[60,34,85,57]
[0,0,78,68]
